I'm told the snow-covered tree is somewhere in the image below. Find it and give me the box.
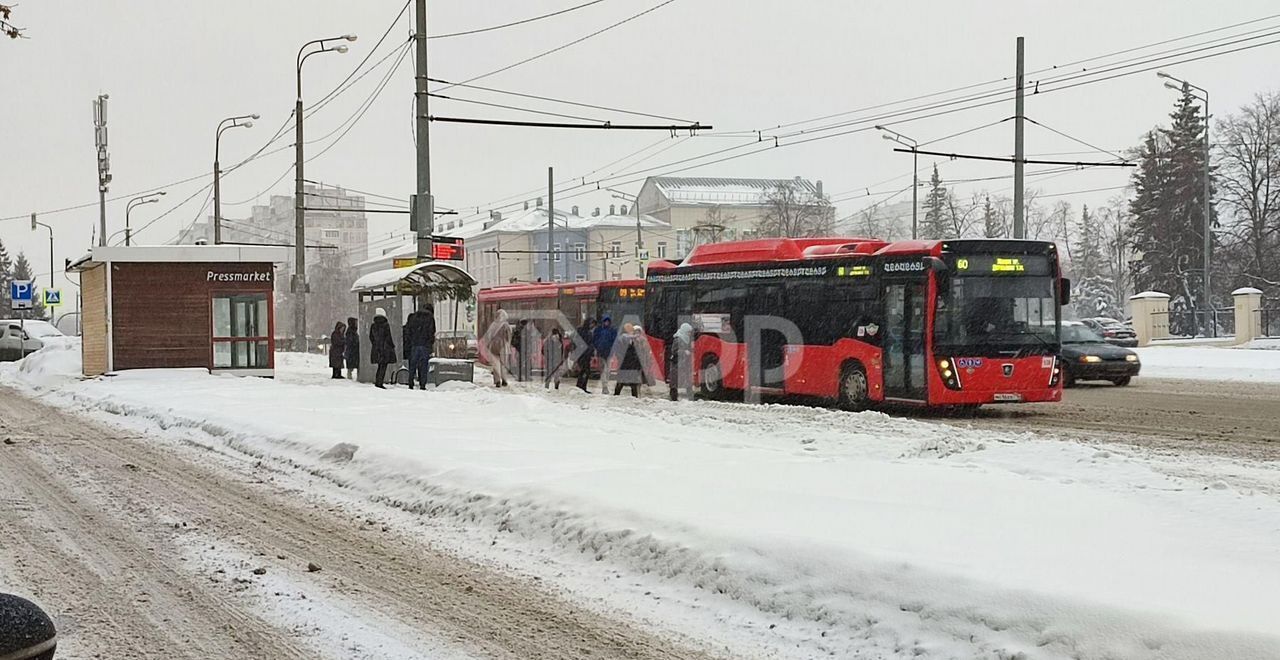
[1072,204,1119,316]
[922,165,952,239]
[1215,92,1280,293]
[981,196,1004,238]
[755,182,834,238]
[0,237,12,314]
[10,252,43,318]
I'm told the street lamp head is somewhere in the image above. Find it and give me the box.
[1156,71,1173,80]
[343,34,358,42]
[250,113,261,120]
[241,120,255,128]
[881,134,895,142]
[874,124,886,131]
[1164,81,1182,92]
[335,45,349,54]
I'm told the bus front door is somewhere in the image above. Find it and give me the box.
[883,282,927,401]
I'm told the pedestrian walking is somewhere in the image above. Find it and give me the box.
[369,308,396,389]
[404,304,436,389]
[486,309,513,387]
[328,321,346,380]
[574,317,597,392]
[612,323,646,398]
[667,322,695,401]
[513,319,536,382]
[542,326,565,389]
[344,316,360,379]
[592,316,618,394]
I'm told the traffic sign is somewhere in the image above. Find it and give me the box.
[43,288,63,307]
[10,280,33,310]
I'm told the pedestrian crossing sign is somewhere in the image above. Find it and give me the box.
[43,288,63,307]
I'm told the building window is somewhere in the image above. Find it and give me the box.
[575,274,587,282]
[574,242,586,262]
[657,242,667,259]
[322,228,340,240]
[212,294,269,369]
[553,275,563,283]
[553,243,562,262]
[610,241,622,258]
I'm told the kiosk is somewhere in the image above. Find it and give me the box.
[67,245,289,377]
[350,260,476,385]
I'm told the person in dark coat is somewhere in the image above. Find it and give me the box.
[328,321,346,379]
[612,323,647,398]
[404,305,436,390]
[667,322,695,401]
[0,593,58,660]
[574,318,597,392]
[542,326,565,390]
[344,316,360,379]
[592,316,618,393]
[513,319,533,382]
[369,308,396,389]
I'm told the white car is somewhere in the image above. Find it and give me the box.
[0,321,51,361]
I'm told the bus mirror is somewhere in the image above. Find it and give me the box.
[1059,278,1072,305]
[925,257,948,272]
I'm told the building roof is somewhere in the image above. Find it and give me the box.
[645,176,820,206]
[68,245,291,271]
[350,261,476,299]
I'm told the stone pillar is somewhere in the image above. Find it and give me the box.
[1232,287,1263,345]
[1128,291,1171,347]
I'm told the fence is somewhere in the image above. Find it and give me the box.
[1162,307,1235,339]
[1262,305,1280,338]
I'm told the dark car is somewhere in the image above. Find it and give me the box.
[1060,322,1140,387]
[1080,317,1138,347]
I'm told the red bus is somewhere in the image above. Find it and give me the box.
[477,279,647,370]
[644,237,1069,409]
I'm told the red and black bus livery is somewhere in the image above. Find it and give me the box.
[644,237,1069,409]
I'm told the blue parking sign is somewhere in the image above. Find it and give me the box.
[10,280,33,310]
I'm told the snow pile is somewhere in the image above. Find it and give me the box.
[1136,344,1280,382]
[0,336,83,388]
[8,352,1280,658]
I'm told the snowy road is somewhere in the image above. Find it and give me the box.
[0,389,719,660]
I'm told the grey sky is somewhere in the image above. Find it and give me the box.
[3,0,1278,285]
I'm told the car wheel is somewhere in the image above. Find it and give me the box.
[1112,376,1131,387]
[1063,367,1077,388]
[838,362,870,411]
[698,357,724,400]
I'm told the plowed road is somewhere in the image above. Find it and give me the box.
[0,388,718,660]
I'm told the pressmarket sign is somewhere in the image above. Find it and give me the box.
[207,271,272,283]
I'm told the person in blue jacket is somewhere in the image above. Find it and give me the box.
[591,316,618,394]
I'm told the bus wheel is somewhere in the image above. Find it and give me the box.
[838,363,870,411]
[699,357,724,400]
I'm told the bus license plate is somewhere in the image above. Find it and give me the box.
[993,393,1023,402]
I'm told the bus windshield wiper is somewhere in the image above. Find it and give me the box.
[982,329,1056,357]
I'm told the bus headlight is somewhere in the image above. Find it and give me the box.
[938,358,961,390]
[1081,355,1102,363]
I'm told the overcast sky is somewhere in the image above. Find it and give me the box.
[3,0,1279,285]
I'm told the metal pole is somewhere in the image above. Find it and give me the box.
[48,232,54,288]
[125,204,132,246]
[415,0,433,260]
[635,199,643,276]
[1013,36,1026,240]
[98,188,107,247]
[911,147,919,240]
[213,153,222,245]
[548,166,555,282]
[295,92,307,352]
[1202,91,1211,313]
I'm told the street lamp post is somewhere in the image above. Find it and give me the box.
[876,125,919,240]
[294,34,356,353]
[214,113,259,245]
[1157,72,1212,319]
[125,192,165,247]
[30,214,54,288]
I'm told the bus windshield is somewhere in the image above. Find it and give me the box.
[933,274,1059,354]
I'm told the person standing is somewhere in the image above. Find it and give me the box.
[542,326,565,390]
[612,323,645,398]
[574,318,597,392]
[369,308,396,389]
[512,319,535,382]
[405,304,435,390]
[344,316,360,379]
[592,316,618,394]
[667,322,695,401]
[328,321,346,380]
[486,309,513,387]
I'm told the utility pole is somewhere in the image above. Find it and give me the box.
[93,94,111,247]
[547,166,555,282]
[1013,36,1026,240]
[413,0,434,262]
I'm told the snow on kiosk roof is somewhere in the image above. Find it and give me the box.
[66,244,291,379]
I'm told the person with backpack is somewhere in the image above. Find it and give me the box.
[404,304,436,390]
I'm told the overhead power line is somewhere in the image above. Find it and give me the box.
[429,0,610,39]
[434,0,678,91]
[426,77,692,123]
[892,147,1136,167]
[429,116,710,131]
[308,0,412,112]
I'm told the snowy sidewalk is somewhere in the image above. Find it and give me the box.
[1136,342,1280,382]
[6,345,1280,659]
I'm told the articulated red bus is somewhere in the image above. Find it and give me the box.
[644,237,1069,409]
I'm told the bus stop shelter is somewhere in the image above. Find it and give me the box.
[350,261,476,385]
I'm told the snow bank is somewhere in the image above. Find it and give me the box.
[0,336,83,388]
[1136,344,1280,382]
[8,347,1280,658]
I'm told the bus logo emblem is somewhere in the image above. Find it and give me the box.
[1002,364,1014,377]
